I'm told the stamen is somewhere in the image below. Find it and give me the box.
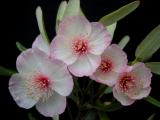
[25,72,53,102]
[119,73,135,93]
[99,59,112,73]
[72,37,88,55]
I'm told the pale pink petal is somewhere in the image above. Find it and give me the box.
[16,49,38,73]
[36,92,66,117]
[58,16,91,39]
[113,87,135,106]
[131,63,152,88]
[52,68,73,96]
[129,87,151,100]
[50,35,78,65]
[32,49,73,96]
[89,22,111,55]
[102,44,128,73]
[9,74,38,109]
[91,71,119,87]
[68,53,101,77]
[32,35,49,54]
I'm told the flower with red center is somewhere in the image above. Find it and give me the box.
[90,44,127,87]
[113,63,152,106]
[51,16,111,77]
[9,36,73,117]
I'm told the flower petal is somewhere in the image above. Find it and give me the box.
[50,35,78,65]
[36,92,66,117]
[68,53,101,77]
[113,87,135,106]
[91,71,119,87]
[89,22,111,55]
[9,74,38,109]
[32,48,73,96]
[131,63,152,88]
[129,87,151,100]
[32,35,49,54]
[58,16,91,39]
[52,68,73,96]
[16,49,38,73]
[102,44,128,73]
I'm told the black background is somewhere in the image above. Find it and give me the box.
[0,0,160,120]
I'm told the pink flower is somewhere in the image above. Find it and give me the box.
[51,16,111,77]
[9,36,73,117]
[90,44,128,87]
[113,63,152,106]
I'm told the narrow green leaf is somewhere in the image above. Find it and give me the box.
[86,100,122,112]
[99,1,140,26]
[104,87,112,95]
[118,35,130,49]
[16,42,27,52]
[98,112,110,120]
[28,113,37,120]
[105,101,122,112]
[106,22,117,39]
[63,0,80,18]
[145,62,160,75]
[52,115,59,120]
[135,25,160,61]
[147,113,155,120]
[36,6,49,43]
[0,66,16,76]
[56,1,67,33]
[144,96,160,108]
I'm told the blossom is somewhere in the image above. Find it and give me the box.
[113,63,152,106]
[9,36,73,117]
[51,16,111,77]
[90,44,127,87]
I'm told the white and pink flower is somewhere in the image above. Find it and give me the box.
[113,63,152,106]
[51,16,111,77]
[9,36,73,117]
[90,44,128,87]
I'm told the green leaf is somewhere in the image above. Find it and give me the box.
[145,62,160,75]
[0,66,16,76]
[28,113,37,120]
[36,6,49,43]
[99,1,140,26]
[63,0,80,18]
[144,96,160,108]
[86,100,122,112]
[56,1,67,33]
[135,25,160,61]
[104,87,112,95]
[147,113,155,120]
[118,35,130,49]
[84,111,97,120]
[16,42,26,52]
[52,115,59,120]
[105,101,123,112]
[106,22,117,39]
[98,112,110,120]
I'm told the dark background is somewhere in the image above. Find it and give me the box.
[0,0,160,119]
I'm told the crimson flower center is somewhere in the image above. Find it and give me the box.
[99,59,112,73]
[35,75,50,90]
[119,73,135,92]
[72,38,88,55]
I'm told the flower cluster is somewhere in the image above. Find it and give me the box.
[9,15,152,117]
[7,0,159,119]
